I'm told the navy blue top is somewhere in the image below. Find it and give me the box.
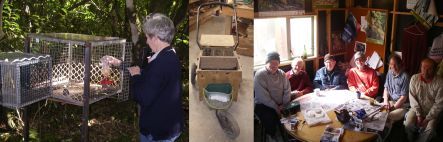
[384,71,410,101]
[313,66,347,90]
[131,46,183,140]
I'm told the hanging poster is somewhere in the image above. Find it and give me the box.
[256,0,305,16]
[365,11,387,45]
[313,0,339,9]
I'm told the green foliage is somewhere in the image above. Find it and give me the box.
[0,0,189,141]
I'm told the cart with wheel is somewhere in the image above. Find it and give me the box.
[191,1,242,139]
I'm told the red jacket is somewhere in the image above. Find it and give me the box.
[285,70,313,96]
[347,66,379,98]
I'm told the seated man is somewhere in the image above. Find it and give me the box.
[405,58,443,142]
[254,52,291,140]
[347,52,379,99]
[285,58,313,99]
[313,54,347,90]
[383,54,409,126]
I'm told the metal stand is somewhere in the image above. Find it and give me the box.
[23,37,31,142]
[81,43,92,142]
[23,107,29,142]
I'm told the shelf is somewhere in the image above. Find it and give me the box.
[390,11,411,15]
[389,11,443,18]
[254,12,317,18]
[315,8,347,11]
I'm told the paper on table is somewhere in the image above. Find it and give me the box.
[367,51,382,69]
[364,112,388,131]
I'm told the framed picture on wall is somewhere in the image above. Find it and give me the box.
[354,41,366,54]
[256,0,305,16]
[365,10,388,45]
[313,0,339,9]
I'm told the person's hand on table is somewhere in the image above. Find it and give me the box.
[127,66,141,76]
[291,91,303,98]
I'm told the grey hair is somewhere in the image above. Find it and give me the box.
[143,13,175,44]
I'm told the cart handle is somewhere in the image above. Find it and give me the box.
[196,2,239,50]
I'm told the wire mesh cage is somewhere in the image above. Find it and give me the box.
[0,52,52,109]
[27,33,131,106]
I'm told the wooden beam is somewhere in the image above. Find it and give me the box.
[189,7,220,31]
[222,5,254,19]
[389,11,412,15]
[200,56,239,70]
[200,34,235,47]
[393,0,398,11]
[390,0,398,52]
[315,8,347,11]
[326,10,331,56]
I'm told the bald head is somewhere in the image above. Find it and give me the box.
[420,58,437,80]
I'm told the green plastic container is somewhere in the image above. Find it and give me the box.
[204,83,233,110]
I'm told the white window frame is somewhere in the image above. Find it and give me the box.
[254,15,317,68]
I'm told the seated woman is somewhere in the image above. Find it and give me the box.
[313,54,347,90]
[285,58,313,99]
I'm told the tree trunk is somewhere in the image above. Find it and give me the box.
[0,0,7,39]
[126,0,138,44]
[126,0,144,66]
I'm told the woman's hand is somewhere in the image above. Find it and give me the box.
[127,66,141,76]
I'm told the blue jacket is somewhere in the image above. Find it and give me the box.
[313,66,347,90]
[131,46,183,140]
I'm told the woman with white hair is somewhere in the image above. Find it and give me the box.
[285,57,313,99]
[127,13,183,142]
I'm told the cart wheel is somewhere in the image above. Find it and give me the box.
[191,63,197,85]
[216,110,240,139]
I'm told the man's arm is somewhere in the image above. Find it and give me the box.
[363,70,379,98]
[334,72,348,90]
[425,82,443,120]
[409,76,423,117]
[313,70,325,90]
[394,74,410,109]
[282,74,292,106]
[301,72,313,95]
[383,88,390,108]
[347,69,358,92]
[394,96,407,109]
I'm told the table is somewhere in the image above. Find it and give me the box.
[283,90,379,142]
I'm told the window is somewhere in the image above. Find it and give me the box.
[290,17,315,58]
[254,16,316,66]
